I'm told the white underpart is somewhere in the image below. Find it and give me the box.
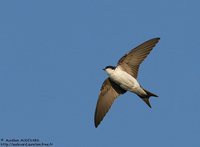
[105,66,140,92]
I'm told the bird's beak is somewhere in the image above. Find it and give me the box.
[102,68,105,71]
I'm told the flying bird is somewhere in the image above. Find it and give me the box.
[94,37,160,128]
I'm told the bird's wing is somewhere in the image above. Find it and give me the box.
[117,38,160,78]
[94,78,126,128]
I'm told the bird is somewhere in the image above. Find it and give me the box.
[94,37,160,128]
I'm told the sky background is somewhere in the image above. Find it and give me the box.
[0,0,200,147]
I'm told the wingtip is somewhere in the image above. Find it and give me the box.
[154,37,160,41]
[94,118,100,128]
[147,37,160,44]
[94,123,98,128]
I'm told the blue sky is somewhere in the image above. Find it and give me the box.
[0,0,200,146]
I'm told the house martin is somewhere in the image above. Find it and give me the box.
[94,38,160,128]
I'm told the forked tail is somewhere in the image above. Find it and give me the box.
[138,88,158,108]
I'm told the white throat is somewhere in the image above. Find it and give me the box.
[105,68,115,76]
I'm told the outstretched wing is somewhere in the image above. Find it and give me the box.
[118,38,160,78]
[94,78,126,128]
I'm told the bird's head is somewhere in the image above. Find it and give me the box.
[103,66,116,75]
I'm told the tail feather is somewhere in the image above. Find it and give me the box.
[138,88,158,108]
[143,88,158,97]
[142,98,152,108]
